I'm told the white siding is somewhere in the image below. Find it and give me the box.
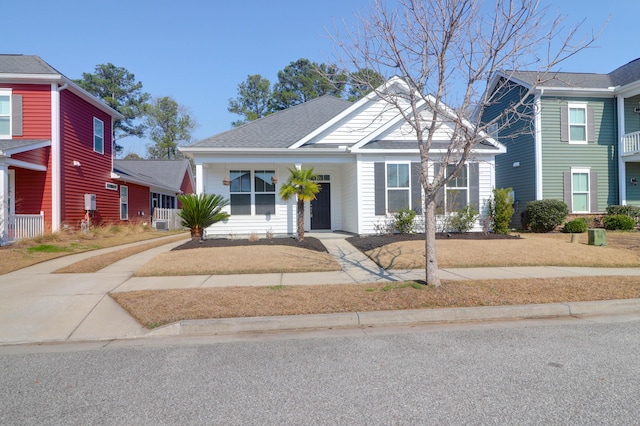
[341,162,359,233]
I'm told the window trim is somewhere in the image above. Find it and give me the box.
[445,164,469,213]
[120,185,129,220]
[93,117,104,154]
[568,103,588,145]
[386,162,411,213]
[571,167,590,213]
[0,89,12,139]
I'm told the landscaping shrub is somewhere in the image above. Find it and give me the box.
[562,218,587,233]
[603,214,636,231]
[605,205,640,218]
[521,199,569,232]
[449,205,478,233]
[392,208,417,234]
[488,188,514,234]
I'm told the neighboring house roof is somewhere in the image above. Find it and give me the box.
[502,57,640,91]
[0,54,123,119]
[0,54,61,75]
[113,159,194,193]
[187,96,353,149]
[0,139,51,155]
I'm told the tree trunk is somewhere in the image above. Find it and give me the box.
[297,198,305,241]
[424,196,441,286]
[190,226,202,241]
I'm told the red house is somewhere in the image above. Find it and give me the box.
[0,55,192,243]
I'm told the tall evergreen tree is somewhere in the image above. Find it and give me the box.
[144,97,196,160]
[227,74,272,127]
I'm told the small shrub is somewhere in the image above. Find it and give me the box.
[522,199,569,232]
[488,188,514,234]
[449,205,478,233]
[603,214,636,231]
[392,208,417,234]
[605,205,640,218]
[562,218,587,233]
[248,231,259,242]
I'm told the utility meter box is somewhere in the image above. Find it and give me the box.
[84,194,96,211]
[588,229,606,246]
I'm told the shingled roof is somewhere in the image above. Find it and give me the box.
[113,159,192,192]
[506,57,640,90]
[0,54,61,75]
[187,95,353,149]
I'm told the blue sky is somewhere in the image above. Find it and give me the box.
[6,0,639,157]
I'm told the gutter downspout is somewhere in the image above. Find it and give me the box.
[534,89,543,200]
[51,82,68,232]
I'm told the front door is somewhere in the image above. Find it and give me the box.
[311,183,331,230]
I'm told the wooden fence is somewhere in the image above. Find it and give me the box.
[8,212,45,241]
[152,208,183,230]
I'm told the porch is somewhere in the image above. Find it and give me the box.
[2,212,45,244]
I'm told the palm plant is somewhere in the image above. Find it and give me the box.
[279,166,320,241]
[177,193,230,240]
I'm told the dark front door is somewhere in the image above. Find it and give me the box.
[311,183,331,230]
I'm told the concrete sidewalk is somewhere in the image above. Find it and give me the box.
[2,232,640,345]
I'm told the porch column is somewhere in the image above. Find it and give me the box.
[0,162,8,243]
[195,163,204,194]
[617,95,627,205]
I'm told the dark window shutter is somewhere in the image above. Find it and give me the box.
[560,105,568,142]
[374,162,386,215]
[469,162,480,211]
[12,95,23,136]
[590,171,598,212]
[563,171,572,211]
[587,107,595,142]
[411,162,422,214]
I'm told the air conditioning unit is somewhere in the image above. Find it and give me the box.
[84,194,96,211]
[154,220,169,231]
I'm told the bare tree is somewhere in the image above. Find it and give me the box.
[331,0,601,286]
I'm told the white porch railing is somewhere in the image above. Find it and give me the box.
[152,208,183,230]
[623,131,640,155]
[8,212,45,241]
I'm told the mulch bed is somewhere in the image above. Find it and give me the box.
[174,232,519,254]
[173,236,328,252]
[346,232,519,252]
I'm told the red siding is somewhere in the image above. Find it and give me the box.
[180,170,194,195]
[59,89,118,226]
[126,182,151,223]
[4,83,51,139]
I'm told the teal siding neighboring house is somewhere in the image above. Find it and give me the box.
[484,58,640,225]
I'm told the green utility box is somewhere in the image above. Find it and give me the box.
[588,229,607,246]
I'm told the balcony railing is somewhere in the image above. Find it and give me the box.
[7,212,45,241]
[623,131,640,155]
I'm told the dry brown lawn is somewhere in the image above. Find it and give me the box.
[367,233,640,269]
[112,276,640,328]
[133,246,342,276]
[0,224,187,275]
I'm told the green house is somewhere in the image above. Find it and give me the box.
[483,58,640,225]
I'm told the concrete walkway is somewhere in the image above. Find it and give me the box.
[2,232,640,345]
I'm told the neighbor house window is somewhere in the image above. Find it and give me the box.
[0,91,11,138]
[120,185,128,220]
[93,117,104,153]
[386,163,410,212]
[230,170,251,215]
[254,170,275,215]
[572,168,590,213]
[568,104,587,144]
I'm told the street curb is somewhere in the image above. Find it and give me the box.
[145,298,640,337]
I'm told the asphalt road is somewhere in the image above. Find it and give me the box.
[2,315,640,425]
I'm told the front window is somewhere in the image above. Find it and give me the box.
[93,117,104,153]
[120,185,128,220]
[572,169,590,213]
[0,91,10,138]
[436,164,469,214]
[230,170,251,215]
[386,163,410,212]
[568,104,587,144]
[254,170,275,215]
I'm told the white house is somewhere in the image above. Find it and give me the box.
[180,78,506,237]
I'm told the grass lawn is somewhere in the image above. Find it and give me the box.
[109,231,640,329]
